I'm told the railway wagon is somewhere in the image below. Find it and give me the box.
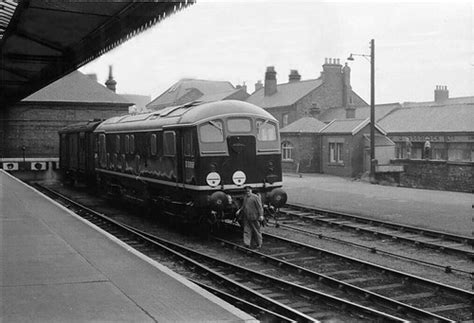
[59,120,102,186]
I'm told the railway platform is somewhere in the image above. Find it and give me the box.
[0,170,256,323]
[283,173,472,236]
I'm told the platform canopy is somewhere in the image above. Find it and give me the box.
[0,0,194,109]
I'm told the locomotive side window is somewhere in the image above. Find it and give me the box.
[115,135,120,153]
[99,134,106,167]
[227,118,251,133]
[124,135,130,154]
[130,134,135,153]
[200,120,224,142]
[183,130,194,157]
[151,134,157,156]
[163,131,176,156]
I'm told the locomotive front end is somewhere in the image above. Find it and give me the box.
[191,101,287,223]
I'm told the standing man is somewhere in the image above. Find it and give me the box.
[236,186,264,249]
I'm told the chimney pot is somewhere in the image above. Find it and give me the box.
[289,69,301,82]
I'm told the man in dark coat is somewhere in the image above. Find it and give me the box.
[236,186,264,249]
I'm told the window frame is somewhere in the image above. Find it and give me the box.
[281,141,293,161]
[163,131,176,157]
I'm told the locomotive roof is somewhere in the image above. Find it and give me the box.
[58,120,103,134]
[95,100,277,132]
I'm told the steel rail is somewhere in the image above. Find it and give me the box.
[280,203,474,259]
[259,230,473,322]
[212,235,457,322]
[273,220,472,276]
[32,184,323,322]
[124,224,407,323]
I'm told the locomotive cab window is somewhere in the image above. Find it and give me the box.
[163,131,176,156]
[198,119,228,156]
[200,120,224,142]
[130,135,135,154]
[227,118,251,133]
[257,120,277,141]
[256,119,279,153]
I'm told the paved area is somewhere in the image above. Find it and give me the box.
[0,170,256,323]
[283,173,472,236]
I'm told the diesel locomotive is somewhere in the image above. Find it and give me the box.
[59,100,287,225]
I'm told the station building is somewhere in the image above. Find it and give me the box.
[0,70,134,175]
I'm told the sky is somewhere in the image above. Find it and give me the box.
[79,1,473,105]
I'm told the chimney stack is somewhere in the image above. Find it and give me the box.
[254,80,263,92]
[321,57,342,85]
[434,85,449,103]
[105,65,117,92]
[264,66,277,96]
[288,69,301,82]
[342,62,352,108]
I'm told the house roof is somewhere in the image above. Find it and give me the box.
[378,103,474,133]
[403,96,474,107]
[22,71,132,105]
[320,118,386,135]
[363,134,395,146]
[121,94,151,112]
[246,79,323,108]
[147,79,236,109]
[318,103,401,123]
[198,88,243,102]
[280,117,327,133]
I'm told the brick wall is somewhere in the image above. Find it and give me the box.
[391,159,473,193]
[281,133,321,173]
[1,102,129,158]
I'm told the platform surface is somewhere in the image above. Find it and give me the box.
[0,170,256,323]
[283,173,472,236]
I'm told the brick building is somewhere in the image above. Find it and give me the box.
[147,79,249,110]
[279,117,327,173]
[319,119,393,177]
[246,58,368,128]
[0,70,133,171]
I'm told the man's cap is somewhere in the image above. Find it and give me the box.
[244,185,252,189]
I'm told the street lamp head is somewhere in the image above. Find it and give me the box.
[347,54,354,61]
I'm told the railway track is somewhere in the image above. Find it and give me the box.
[276,203,474,272]
[34,183,408,322]
[216,224,473,322]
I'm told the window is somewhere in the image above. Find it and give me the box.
[99,134,106,167]
[130,135,135,153]
[199,120,224,143]
[227,118,251,133]
[115,135,120,153]
[256,120,277,141]
[329,142,343,163]
[282,113,289,128]
[124,135,130,153]
[183,130,194,157]
[163,131,176,156]
[281,141,293,160]
[151,134,157,156]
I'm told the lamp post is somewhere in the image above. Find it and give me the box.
[348,39,375,182]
